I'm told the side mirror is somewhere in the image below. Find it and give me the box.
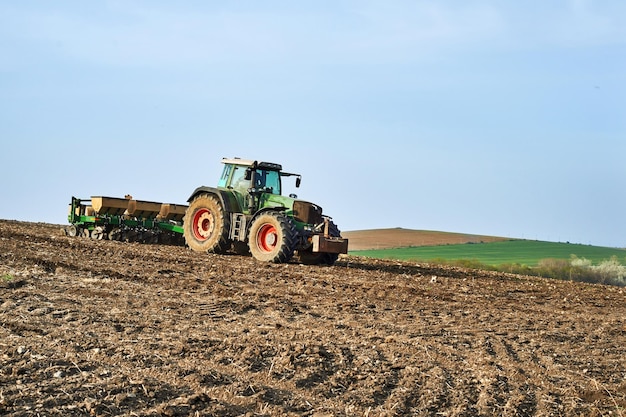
[244,168,252,181]
[296,177,301,188]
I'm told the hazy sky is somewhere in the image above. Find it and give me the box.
[1,1,625,247]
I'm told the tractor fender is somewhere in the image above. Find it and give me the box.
[248,207,289,228]
[186,187,242,213]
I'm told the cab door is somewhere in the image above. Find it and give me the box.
[228,165,252,214]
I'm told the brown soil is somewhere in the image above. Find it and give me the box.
[1,219,625,416]
[342,228,509,251]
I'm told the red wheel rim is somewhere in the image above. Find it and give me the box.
[192,208,213,241]
[257,224,278,252]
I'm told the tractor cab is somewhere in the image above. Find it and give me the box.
[218,158,301,215]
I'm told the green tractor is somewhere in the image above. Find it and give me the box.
[183,158,348,264]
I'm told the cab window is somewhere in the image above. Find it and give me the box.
[230,166,250,192]
[218,164,233,188]
[256,170,281,195]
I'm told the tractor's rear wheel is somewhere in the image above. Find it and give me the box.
[183,194,231,254]
[248,212,297,263]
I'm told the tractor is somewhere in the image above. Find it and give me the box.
[183,158,348,264]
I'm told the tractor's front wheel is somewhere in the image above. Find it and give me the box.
[248,212,297,263]
[183,194,231,253]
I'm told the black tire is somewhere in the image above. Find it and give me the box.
[183,194,231,253]
[123,229,139,242]
[248,212,297,263]
[91,226,105,240]
[108,228,122,241]
[297,220,341,266]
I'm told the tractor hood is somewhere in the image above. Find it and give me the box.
[259,194,323,225]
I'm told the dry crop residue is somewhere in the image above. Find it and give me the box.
[1,219,625,416]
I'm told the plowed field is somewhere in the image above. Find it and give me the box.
[1,220,625,416]
[342,229,507,251]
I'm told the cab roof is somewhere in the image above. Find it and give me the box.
[221,157,282,171]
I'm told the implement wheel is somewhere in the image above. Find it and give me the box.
[183,194,231,253]
[91,226,105,240]
[248,212,297,263]
[108,228,122,241]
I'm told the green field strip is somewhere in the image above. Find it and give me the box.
[351,240,626,267]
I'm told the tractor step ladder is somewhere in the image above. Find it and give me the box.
[230,213,247,241]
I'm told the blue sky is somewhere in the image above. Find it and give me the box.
[1,1,625,247]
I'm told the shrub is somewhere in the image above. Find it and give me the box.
[410,255,626,287]
[536,258,571,280]
[544,256,626,286]
[592,256,626,286]
[499,263,533,276]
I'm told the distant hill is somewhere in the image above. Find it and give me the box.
[342,228,509,251]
